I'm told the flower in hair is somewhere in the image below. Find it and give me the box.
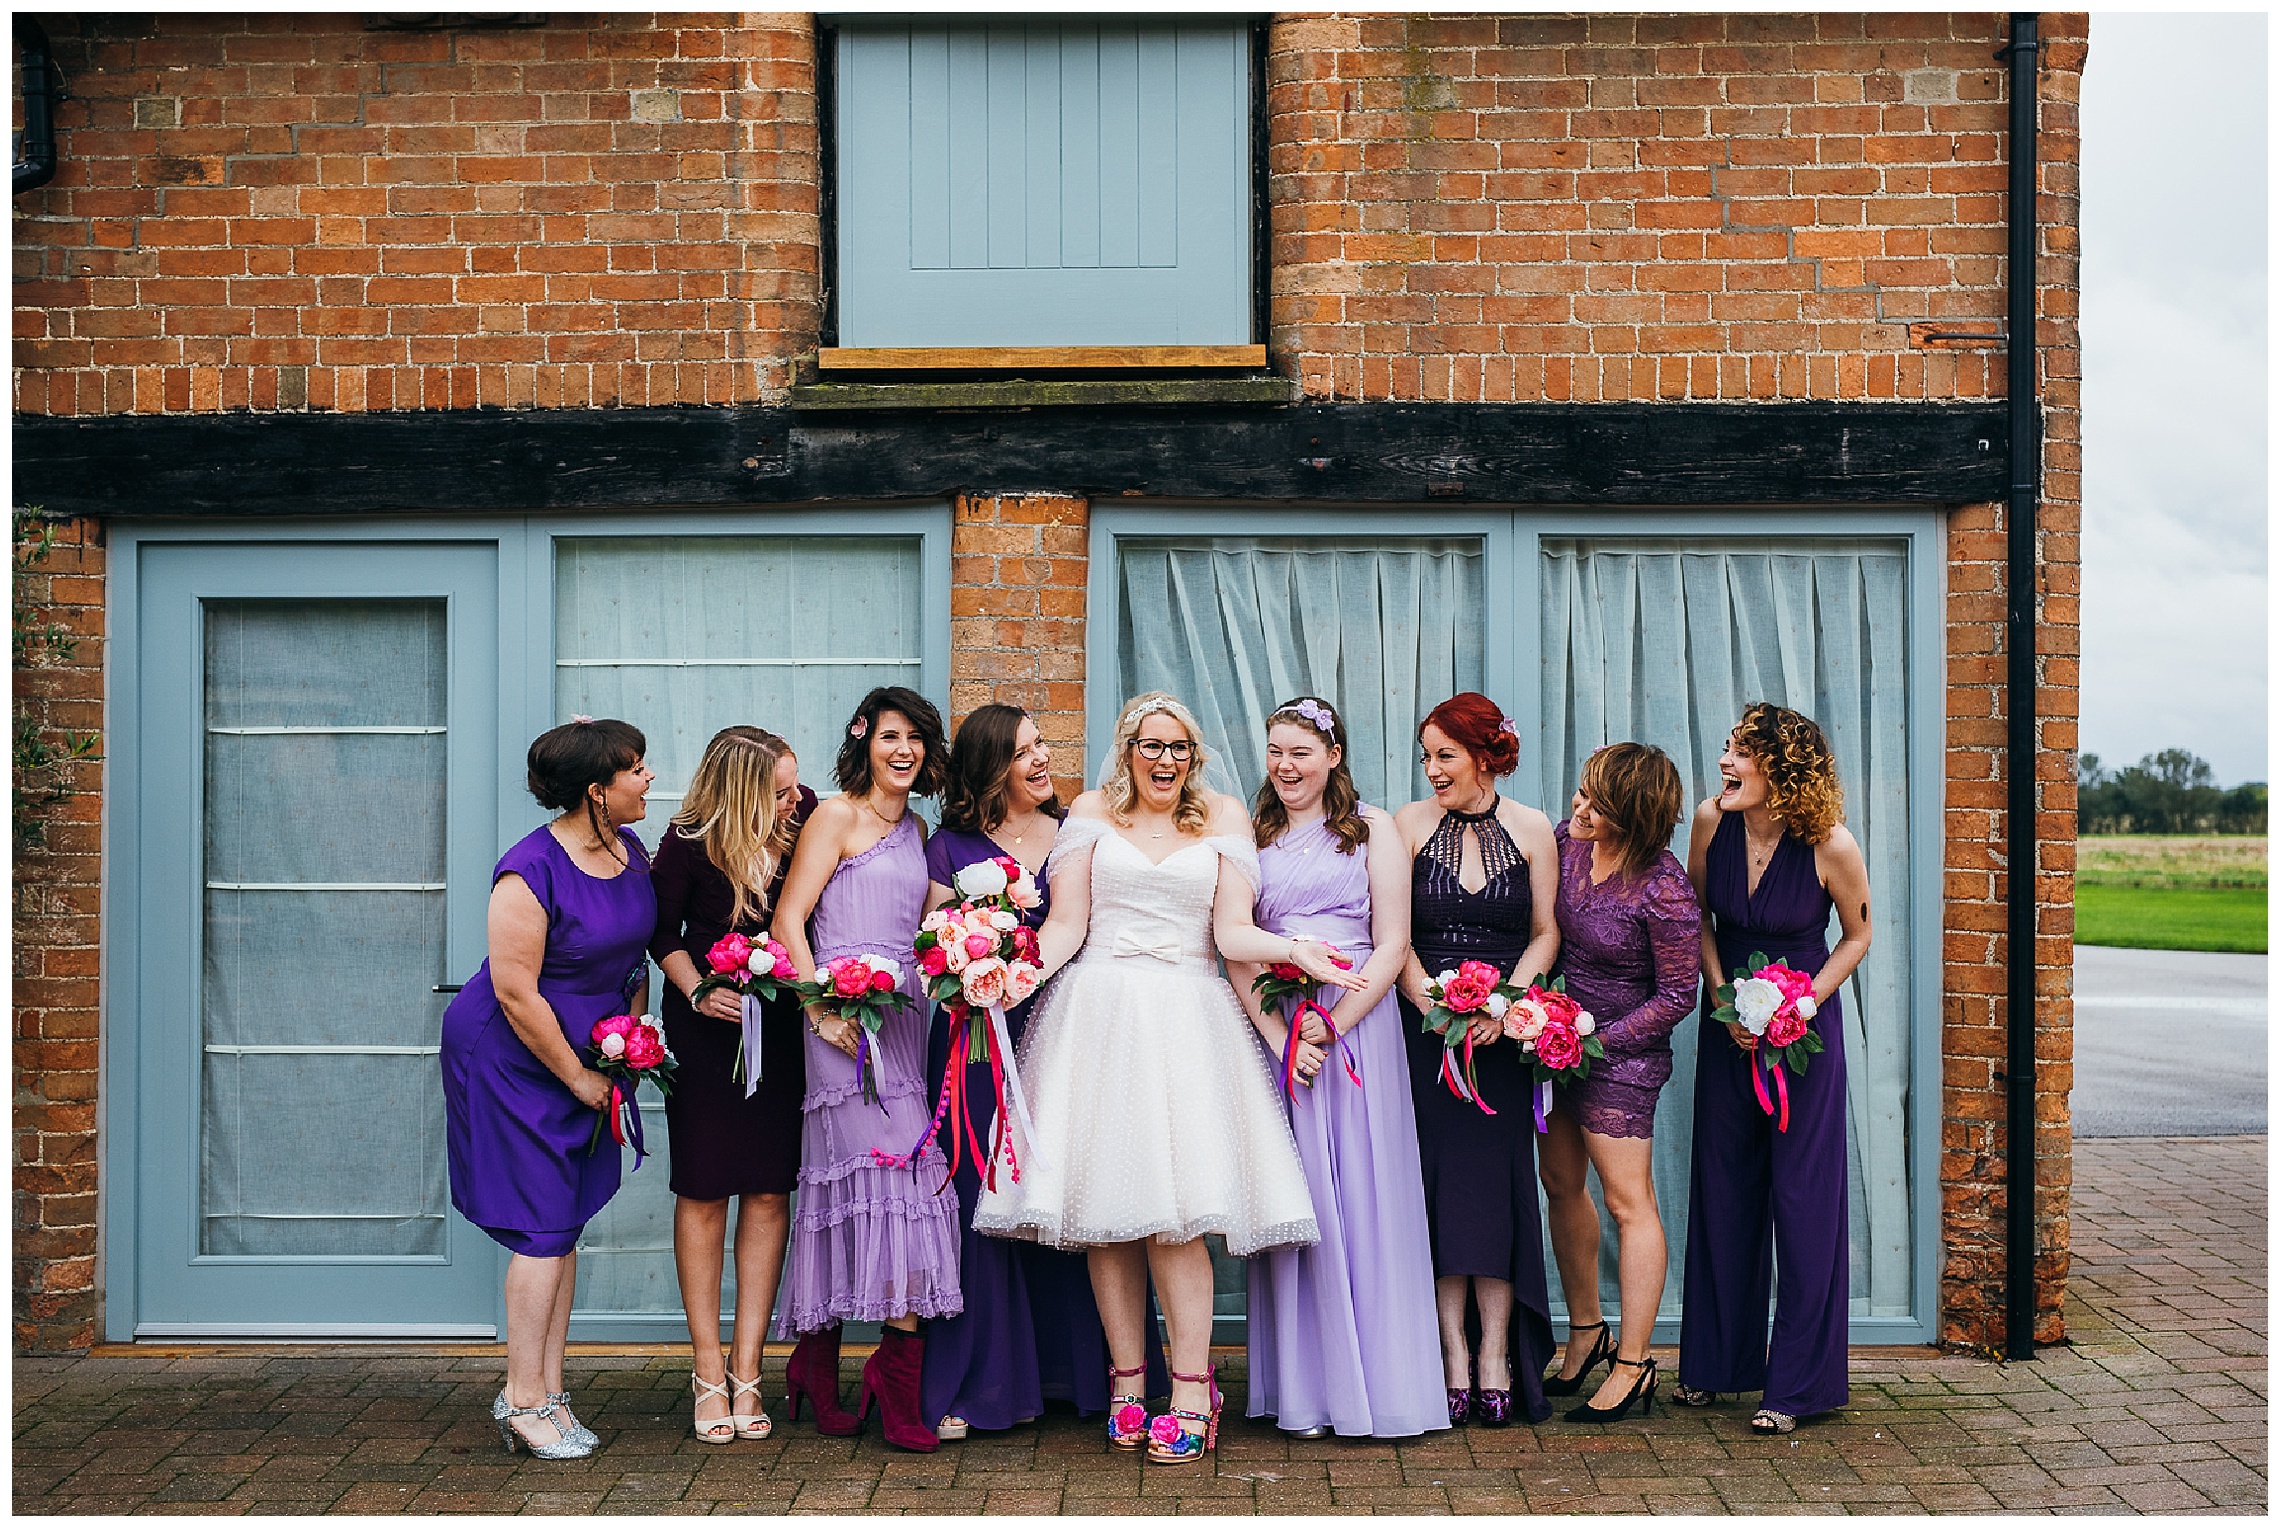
[1289,699,1337,736]
[848,716,869,739]
[571,714,595,725]
[1498,717,1518,738]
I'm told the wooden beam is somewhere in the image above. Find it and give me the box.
[816,345,1269,371]
[12,401,2010,518]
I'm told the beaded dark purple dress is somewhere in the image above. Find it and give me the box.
[918,825,1167,1429]
[1548,821,1704,1139]
[1679,810,1850,1418]
[1397,803,1555,1424]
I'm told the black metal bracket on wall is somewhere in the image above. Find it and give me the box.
[13,401,2009,518]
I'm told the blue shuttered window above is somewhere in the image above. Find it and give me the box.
[834,18,1253,349]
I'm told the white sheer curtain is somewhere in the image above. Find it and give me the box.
[1539,539,1914,1320]
[554,534,926,1316]
[1117,537,1486,809]
[200,600,451,1257]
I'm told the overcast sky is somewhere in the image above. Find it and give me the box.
[2078,12,2269,787]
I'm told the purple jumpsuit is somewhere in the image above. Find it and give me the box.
[1679,810,1851,1418]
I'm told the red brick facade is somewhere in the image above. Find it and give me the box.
[11,11,2084,1354]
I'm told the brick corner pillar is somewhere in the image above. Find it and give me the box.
[949,495,1092,804]
[12,516,108,1355]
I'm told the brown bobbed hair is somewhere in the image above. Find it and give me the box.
[941,703,1065,835]
[528,716,647,857]
[1252,695,1369,855]
[1578,742,1685,874]
[1730,701,1845,845]
[1419,691,1519,778]
[833,685,948,799]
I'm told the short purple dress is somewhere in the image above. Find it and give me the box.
[1548,821,1703,1138]
[649,784,817,1199]
[774,812,963,1336]
[919,824,1168,1429]
[440,825,655,1258]
[1246,817,1449,1438]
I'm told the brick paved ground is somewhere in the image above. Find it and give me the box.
[14,1135,2264,1515]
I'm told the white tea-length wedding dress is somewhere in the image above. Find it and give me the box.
[972,816,1320,1255]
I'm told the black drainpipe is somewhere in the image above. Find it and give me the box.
[1999,10,2041,1364]
[13,16,58,194]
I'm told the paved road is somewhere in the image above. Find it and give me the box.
[2072,945,2267,1137]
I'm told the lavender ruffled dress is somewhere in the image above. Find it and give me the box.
[1245,817,1449,1438]
[773,812,963,1336]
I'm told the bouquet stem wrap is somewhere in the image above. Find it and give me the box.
[589,1080,651,1168]
[737,993,765,1097]
[1753,1045,1792,1132]
[1277,998,1363,1101]
[892,1001,1044,1190]
[1532,1078,1552,1134]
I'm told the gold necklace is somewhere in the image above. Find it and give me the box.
[861,795,905,830]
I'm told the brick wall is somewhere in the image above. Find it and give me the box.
[1266,12,2027,404]
[12,11,819,416]
[950,495,1092,804]
[11,517,106,1353]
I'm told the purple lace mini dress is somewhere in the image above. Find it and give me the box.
[1548,821,1704,1139]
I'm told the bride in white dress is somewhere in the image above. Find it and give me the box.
[973,692,1362,1464]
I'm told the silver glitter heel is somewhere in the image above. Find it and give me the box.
[492,1391,595,1459]
[547,1391,599,1448]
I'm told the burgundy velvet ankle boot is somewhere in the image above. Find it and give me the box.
[856,1326,939,1453]
[785,1326,860,1437]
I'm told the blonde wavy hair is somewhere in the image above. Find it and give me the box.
[1101,691,1215,836]
[1731,702,1845,846]
[671,726,787,928]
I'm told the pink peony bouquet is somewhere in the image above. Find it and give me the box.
[690,931,798,1089]
[1710,951,1825,1131]
[798,953,910,1107]
[1251,944,1359,1099]
[900,855,1048,1188]
[1417,958,1521,1114]
[586,1011,679,1165]
[1502,975,1604,1132]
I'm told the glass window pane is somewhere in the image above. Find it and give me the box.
[199,599,450,1258]
[1538,537,1915,1321]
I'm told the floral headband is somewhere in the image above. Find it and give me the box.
[1284,698,1338,737]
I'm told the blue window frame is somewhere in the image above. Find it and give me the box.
[833,17,1255,347]
[1087,505,1946,1345]
[103,507,952,1341]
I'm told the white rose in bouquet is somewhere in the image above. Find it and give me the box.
[954,859,1010,899]
[1732,976,1783,1036]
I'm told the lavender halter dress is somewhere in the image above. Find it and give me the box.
[1679,810,1850,1418]
[774,812,963,1336]
[1245,817,1449,1438]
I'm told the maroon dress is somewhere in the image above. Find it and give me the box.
[648,785,816,1200]
[1548,821,1703,1139]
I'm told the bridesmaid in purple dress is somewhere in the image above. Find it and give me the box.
[1393,693,1562,1427]
[769,687,964,1454]
[1238,697,1448,1440]
[918,705,1167,1439]
[1676,704,1872,1435]
[440,718,655,1459]
[1536,743,1701,1422]
[650,727,817,1443]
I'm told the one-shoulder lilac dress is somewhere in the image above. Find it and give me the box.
[1246,817,1449,1438]
[440,825,654,1257]
[774,812,964,1336]
[1679,810,1850,1418]
[918,825,1168,1430]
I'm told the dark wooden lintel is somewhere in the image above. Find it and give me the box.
[13,400,2009,518]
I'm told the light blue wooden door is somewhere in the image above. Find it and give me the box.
[836,17,1253,346]
[128,542,502,1336]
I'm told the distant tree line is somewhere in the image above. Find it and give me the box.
[2077,749,2267,835]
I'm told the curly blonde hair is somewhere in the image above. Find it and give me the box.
[1101,691,1215,836]
[1731,702,1844,845]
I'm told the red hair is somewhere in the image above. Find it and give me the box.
[1420,691,1519,778]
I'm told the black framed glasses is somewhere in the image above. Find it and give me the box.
[1131,738,1196,762]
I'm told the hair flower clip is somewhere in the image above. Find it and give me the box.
[1290,698,1338,736]
[571,713,595,725]
[847,716,869,740]
[1497,717,1518,738]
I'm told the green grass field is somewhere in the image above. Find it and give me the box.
[2074,836,2268,953]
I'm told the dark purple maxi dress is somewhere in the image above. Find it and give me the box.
[918,825,1168,1429]
[1679,809,1850,1418]
[648,785,817,1199]
[1396,804,1556,1424]
[441,825,655,1257]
